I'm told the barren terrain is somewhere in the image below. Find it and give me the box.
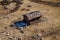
[0,0,60,40]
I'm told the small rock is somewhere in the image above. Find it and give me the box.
[2,16,9,18]
[21,8,26,11]
[8,36,13,40]
[40,30,44,32]
[38,33,42,37]
[27,5,32,7]
[5,27,8,29]
[32,36,36,39]
[18,38,21,40]
[26,9,30,11]
[3,32,6,35]
[6,32,10,36]
[10,25,14,27]
[20,30,24,33]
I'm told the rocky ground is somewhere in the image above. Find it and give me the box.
[0,0,60,40]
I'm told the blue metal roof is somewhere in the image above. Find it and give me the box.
[14,21,28,27]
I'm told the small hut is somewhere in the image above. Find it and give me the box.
[23,11,41,25]
[11,11,41,28]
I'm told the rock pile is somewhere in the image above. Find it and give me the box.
[0,0,23,13]
[30,0,60,7]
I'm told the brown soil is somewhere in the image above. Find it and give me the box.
[0,0,60,40]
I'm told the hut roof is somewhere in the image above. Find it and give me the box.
[23,11,41,21]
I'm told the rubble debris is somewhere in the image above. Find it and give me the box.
[2,16,9,19]
[30,0,60,7]
[25,34,42,40]
[13,0,23,4]
[0,9,8,17]
[0,0,10,5]
[41,26,60,37]
[0,0,23,13]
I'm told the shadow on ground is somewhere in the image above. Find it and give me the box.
[30,0,60,7]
